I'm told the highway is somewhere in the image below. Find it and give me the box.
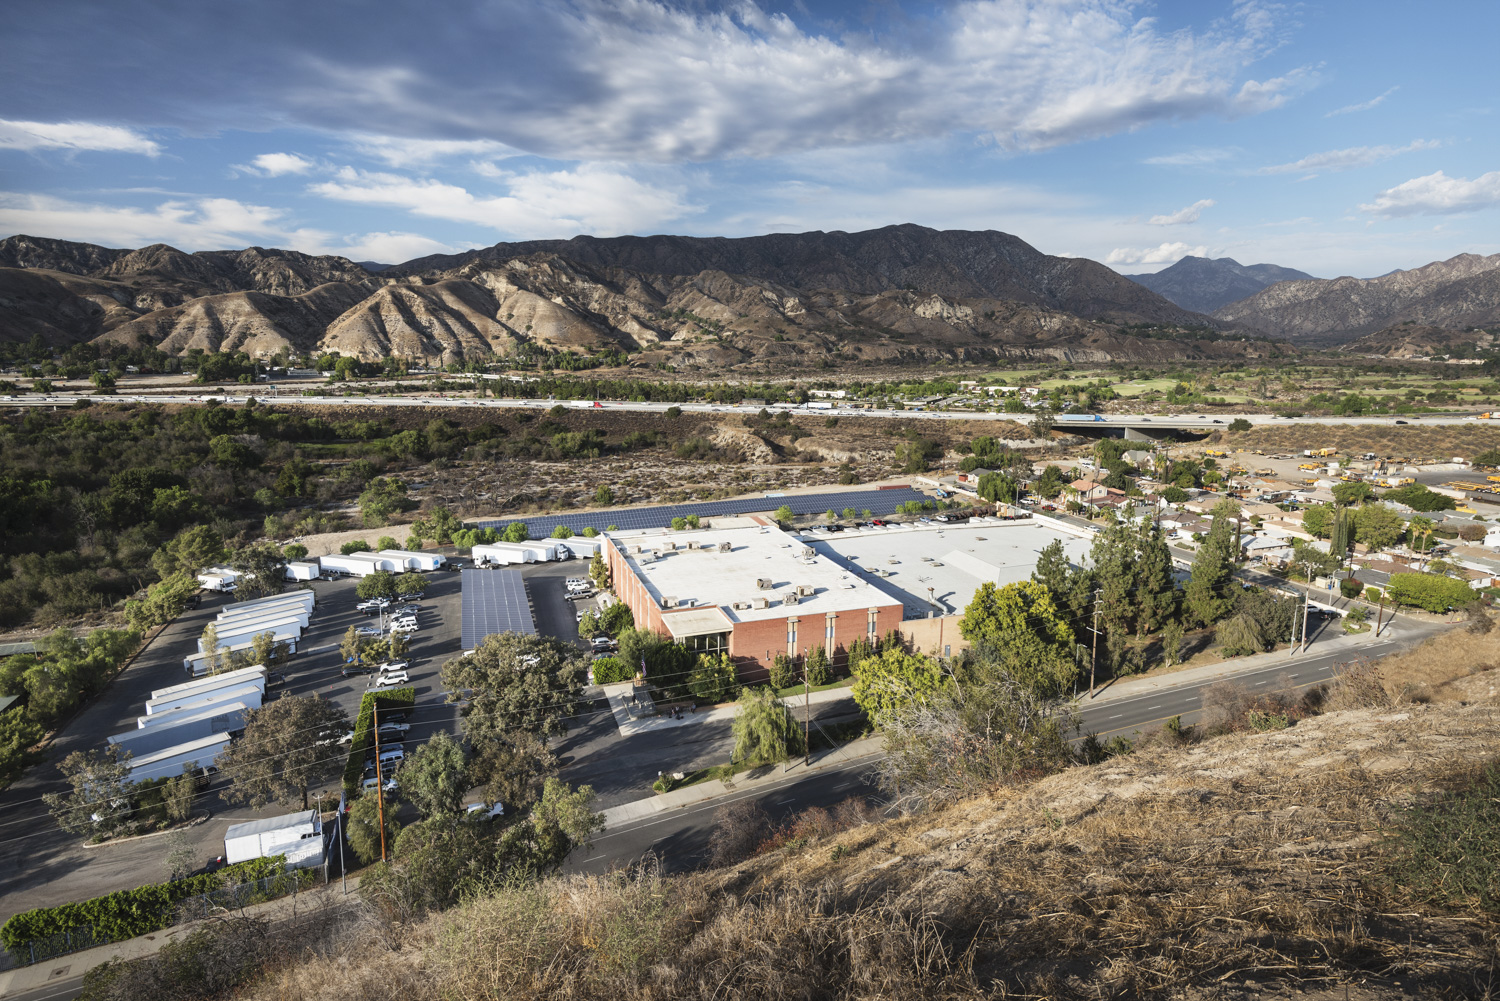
[3,391,1483,430]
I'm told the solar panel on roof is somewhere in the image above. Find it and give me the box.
[474,487,930,537]
[461,570,537,650]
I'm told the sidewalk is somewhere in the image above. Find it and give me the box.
[601,733,884,828]
[1080,618,1422,707]
[0,875,362,999]
[599,681,855,736]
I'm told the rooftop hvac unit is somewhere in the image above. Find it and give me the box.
[661,596,678,609]
[630,545,643,554]
[732,601,752,610]
[663,541,677,551]
[783,592,800,606]
[756,577,774,590]
[752,597,770,609]
[717,542,732,553]
[795,584,815,596]
[799,547,815,559]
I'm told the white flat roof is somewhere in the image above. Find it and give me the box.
[615,525,901,623]
[808,522,1093,619]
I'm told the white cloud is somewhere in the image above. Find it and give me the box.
[1105,242,1208,265]
[308,163,697,238]
[1258,139,1439,176]
[1149,199,1215,225]
[346,135,522,169]
[1326,86,1398,117]
[1359,170,1500,217]
[247,152,317,176]
[1143,148,1237,167]
[330,231,464,263]
[0,119,160,156]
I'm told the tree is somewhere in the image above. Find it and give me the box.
[688,652,738,703]
[1161,617,1185,666]
[1134,524,1177,634]
[774,505,794,524]
[151,525,226,579]
[530,778,604,854]
[850,646,944,726]
[340,624,371,666]
[1215,589,1299,657]
[376,535,400,551]
[358,477,415,527]
[162,830,196,881]
[162,765,197,823]
[500,522,529,543]
[469,732,556,814]
[282,543,308,561]
[1302,503,1334,539]
[357,571,398,600]
[394,573,426,597]
[1033,465,1065,500]
[219,695,349,810]
[958,581,1077,697]
[200,624,228,675]
[1330,507,1352,564]
[1289,539,1339,579]
[1162,485,1188,504]
[731,686,805,765]
[397,732,468,819]
[1029,411,1055,438]
[975,472,1017,504]
[803,644,830,686]
[588,553,611,591]
[1185,505,1237,626]
[412,506,462,545]
[341,539,372,555]
[595,484,615,505]
[1228,418,1252,432]
[43,745,134,834]
[1382,483,1457,512]
[1031,538,1094,626]
[1386,572,1477,613]
[441,633,585,740]
[1353,502,1404,552]
[347,792,399,864]
[768,652,797,690]
[229,542,285,601]
[1332,481,1374,506]
[581,526,599,538]
[550,524,574,539]
[248,630,290,669]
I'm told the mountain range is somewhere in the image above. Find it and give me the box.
[0,226,1277,369]
[1125,256,1314,314]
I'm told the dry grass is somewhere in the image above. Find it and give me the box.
[224,673,1500,1001]
[1364,616,1499,703]
[1228,422,1500,460]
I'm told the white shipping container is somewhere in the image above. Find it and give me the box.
[110,704,248,757]
[223,590,315,615]
[283,561,320,581]
[205,616,306,652]
[472,543,531,566]
[317,554,386,577]
[215,601,313,630]
[560,538,602,558]
[126,734,231,785]
[224,810,321,866]
[143,694,262,730]
[152,665,266,702]
[377,549,445,571]
[146,681,266,718]
[209,606,310,636]
[183,633,298,674]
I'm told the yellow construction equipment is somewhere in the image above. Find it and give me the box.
[1314,447,1338,457]
[1298,463,1320,470]
[1205,448,1229,458]
[1488,475,1500,483]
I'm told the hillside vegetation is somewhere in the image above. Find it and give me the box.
[86,645,1500,1001]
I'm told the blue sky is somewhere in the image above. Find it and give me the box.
[0,0,1495,276]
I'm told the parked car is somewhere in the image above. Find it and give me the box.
[464,801,505,820]
[390,621,418,635]
[265,671,286,689]
[399,590,427,600]
[375,659,410,674]
[355,625,382,638]
[590,636,616,652]
[370,671,410,687]
[376,721,410,739]
[393,605,421,616]
[361,776,398,794]
[356,598,390,612]
[934,514,950,522]
[341,663,373,677]
[389,615,418,629]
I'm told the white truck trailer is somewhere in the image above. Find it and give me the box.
[126,733,231,785]
[204,615,306,652]
[146,680,266,718]
[141,693,262,730]
[214,601,313,629]
[559,537,602,559]
[377,549,446,571]
[316,553,391,577]
[197,570,239,592]
[216,592,315,620]
[283,561,320,581]
[152,666,267,703]
[224,810,323,869]
[223,590,315,615]
[183,633,298,675]
[472,541,558,565]
[110,703,248,758]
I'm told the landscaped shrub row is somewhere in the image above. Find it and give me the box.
[0,855,288,955]
[342,687,415,794]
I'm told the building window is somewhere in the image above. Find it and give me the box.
[786,617,798,653]
[683,632,727,657]
[825,613,836,645]
[867,608,879,640]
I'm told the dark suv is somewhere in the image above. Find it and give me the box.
[340,663,373,678]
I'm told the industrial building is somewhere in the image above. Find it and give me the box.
[603,516,1093,677]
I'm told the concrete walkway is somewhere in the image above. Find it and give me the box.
[600,681,855,736]
[0,875,361,999]
[600,733,884,829]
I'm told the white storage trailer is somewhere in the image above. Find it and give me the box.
[560,538,602,558]
[211,604,312,633]
[197,571,238,592]
[152,666,267,703]
[215,592,315,624]
[223,590,315,615]
[316,553,389,576]
[146,680,266,718]
[126,733,231,785]
[110,703,249,757]
[473,541,558,565]
[183,633,298,674]
[204,615,306,652]
[378,549,445,571]
[224,810,322,868]
[283,561,320,581]
[141,693,262,730]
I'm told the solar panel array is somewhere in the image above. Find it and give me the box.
[474,487,930,537]
[460,570,537,650]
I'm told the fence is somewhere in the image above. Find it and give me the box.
[10,868,318,968]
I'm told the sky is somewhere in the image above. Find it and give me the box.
[0,0,1495,277]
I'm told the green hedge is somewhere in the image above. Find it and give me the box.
[0,855,287,955]
[342,687,415,794]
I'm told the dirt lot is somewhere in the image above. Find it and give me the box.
[1220,422,1500,461]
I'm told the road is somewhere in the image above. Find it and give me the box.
[4,392,1483,431]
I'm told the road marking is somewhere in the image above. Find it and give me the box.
[1108,714,1122,720]
[1255,680,1269,686]
[776,798,796,805]
[1148,705,1162,710]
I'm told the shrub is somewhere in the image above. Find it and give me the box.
[768,653,797,690]
[340,539,372,555]
[343,687,416,794]
[1339,577,1363,599]
[590,656,632,685]
[1385,762,1500,915]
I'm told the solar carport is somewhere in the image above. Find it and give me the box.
[460,570,537,651]
[474,487,930,537]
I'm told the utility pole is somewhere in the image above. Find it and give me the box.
[373,702,387,863]
[1299,576,1310,653]
[804,663,811,767]
[1089,587,1102,697]
[1375,594,1385,637]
